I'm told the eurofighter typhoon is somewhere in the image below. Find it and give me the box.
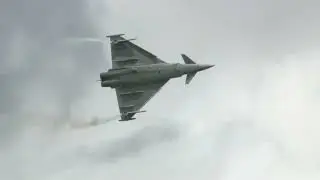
[100,34,214,121]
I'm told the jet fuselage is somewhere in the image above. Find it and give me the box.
[100,63,212,88]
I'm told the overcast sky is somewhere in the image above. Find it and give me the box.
[1,0,320,179]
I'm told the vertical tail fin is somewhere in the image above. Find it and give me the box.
[181,54,196,64]
[186,72,196,84]
[182,54,196,84]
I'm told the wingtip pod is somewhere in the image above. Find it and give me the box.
[109,35,137,45]
[118,110,146,122]
[106,33,125,38]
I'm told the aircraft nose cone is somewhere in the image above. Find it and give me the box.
[198,64,214,71]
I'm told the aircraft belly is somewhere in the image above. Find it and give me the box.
[119,72,165,84]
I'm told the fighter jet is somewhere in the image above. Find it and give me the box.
[100,34,214,121]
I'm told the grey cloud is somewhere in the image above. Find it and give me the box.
[2,0,320,179]
[0,0,107,141]
[76,122,180,164]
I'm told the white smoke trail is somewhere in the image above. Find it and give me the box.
[68,115,121,129]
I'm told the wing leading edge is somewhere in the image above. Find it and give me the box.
[108,34,166,69]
